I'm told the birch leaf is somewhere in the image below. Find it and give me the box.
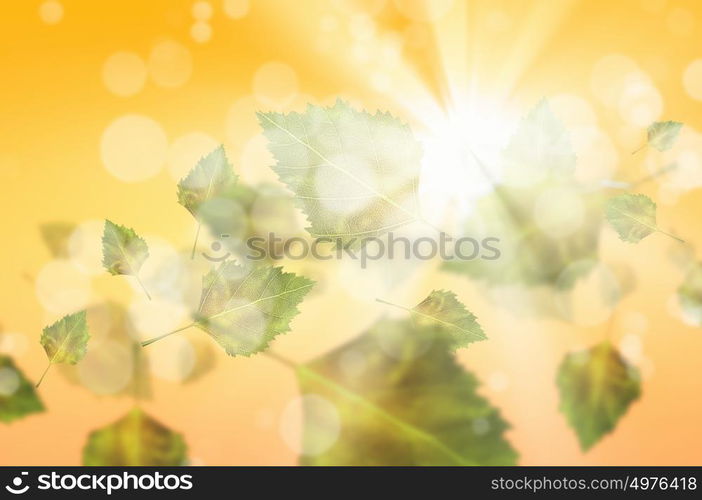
[38,310,90,387]
[177,145,237,218]
[378,290,486,350]
[0,355,45,423]
[647,121,683,151]
[83,408,187,466]
[39,222,75,258]
[102,219,151,298]
[258,100,423,246]
[605,194,657,243]
[143,262,315,356]
[194,263,314,356]
[678,262,702,325]
[557,342,641,451]
[297,318,517,465]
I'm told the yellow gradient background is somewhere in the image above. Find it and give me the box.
[1,0,702,465]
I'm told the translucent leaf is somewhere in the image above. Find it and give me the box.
[38,310,90,387]
[177,145,237,218]
[83,408,187,466]
[647,121,682,152]
[194,263,315,356]
[297,318,518,465]
[143,263,315,356]
[102,219,151,298]
[605,194,657,243]
[0,355,44,423]
[443,100,602,289]
[199,182,304,265]
[102,219,149,276]
[378,290,487,350]
[443,183,603,288]
[557,342,641,451]
[258,100,423,246]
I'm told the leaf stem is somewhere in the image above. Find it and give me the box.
[375,298,413,314]
[140,323,195,347]
[135,275,152,301]
[656,229,686,244]
[190,223,201,260]
[631,142,647,155]
[36,362,51,388]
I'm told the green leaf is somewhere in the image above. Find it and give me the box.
[0,355,45,423]
[557,341,641,451]
[647,121,682,152]
[605,194,656,243]
[442,100,603,290]
[39,222,75,258]
[678,262,702,325]
[177,146,239,258]
[177,145,237,217]
[142,263,315,357]
[297,318,518,465]
[378,290,486,350]
[102,219,151,298]
[443,183,603,288]
[605,193,683,244]
[258,100,423,246]
[38,310,90,387]
[83,407,187,466]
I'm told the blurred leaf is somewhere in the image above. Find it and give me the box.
[83,407,187,466]
[200,182,305,265]
[297,318,518,465]
[143,262,314,356]
[39,222,75,258]
[443,100,602,289]
[258,100,423,247]
[604,193,681,244]
[678,262,702,325]
[38,310,90,387]
[102,219,151,299]
[443,183,603,288]
[177,145,237,217]
[501,99,576,186]
[0,355,44,423]
[557,342,641,451]
[647,121,683,152]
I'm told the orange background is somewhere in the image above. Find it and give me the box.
[1,0,702,465]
